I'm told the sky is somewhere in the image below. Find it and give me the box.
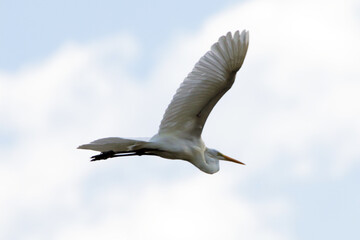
[1,0,360,239]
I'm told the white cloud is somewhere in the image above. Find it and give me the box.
[54,175,291,240]
[1,0,360,239]
[196,0,360,178]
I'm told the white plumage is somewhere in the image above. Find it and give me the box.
[78,30,249,174]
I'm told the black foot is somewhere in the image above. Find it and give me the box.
[91,151,116,161]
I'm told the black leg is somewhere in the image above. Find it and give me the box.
[91,151,116,161]
[90,149,162,161]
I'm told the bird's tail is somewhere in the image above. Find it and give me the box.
[78,137,154,161]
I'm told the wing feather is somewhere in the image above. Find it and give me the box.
[158,30,249,138]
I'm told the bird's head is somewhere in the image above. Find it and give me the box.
[202,148,245,174]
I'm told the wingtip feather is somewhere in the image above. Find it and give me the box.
[204,30,250,73]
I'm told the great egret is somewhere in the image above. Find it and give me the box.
[78,30,249,174]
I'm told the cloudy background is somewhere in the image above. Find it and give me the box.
[1,0,360,239]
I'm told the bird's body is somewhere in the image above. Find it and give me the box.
[78,30,249,174]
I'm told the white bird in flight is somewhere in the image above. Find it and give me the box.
[78,30,249,174]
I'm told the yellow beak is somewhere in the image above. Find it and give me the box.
[220,153,245,165]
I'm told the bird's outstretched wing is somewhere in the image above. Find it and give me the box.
[158,30,249,138]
